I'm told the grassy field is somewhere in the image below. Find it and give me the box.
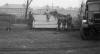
[0,30,61,49]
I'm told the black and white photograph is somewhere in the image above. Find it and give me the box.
[0,0,100,54]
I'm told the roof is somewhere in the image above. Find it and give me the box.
[0,4,26,8]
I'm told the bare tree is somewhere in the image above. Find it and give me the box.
[25,0,33,23]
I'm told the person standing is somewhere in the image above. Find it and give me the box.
[62,16,67,30]
[67,14,72,31]
[28,11,35,30]
[45,9,50,22]
[57,18,62,30]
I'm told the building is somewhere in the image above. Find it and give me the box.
[0,4,32,19]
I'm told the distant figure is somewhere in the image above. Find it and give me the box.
[57,18,62,30]
[28,11,35,30]
[62,16,67,30]
[67,14,72,31]
[45,9,50,22]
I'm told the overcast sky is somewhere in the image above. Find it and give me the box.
[0,0,87,8]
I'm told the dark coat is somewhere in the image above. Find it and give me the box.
[28,13,35,25]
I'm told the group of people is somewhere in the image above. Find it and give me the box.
[49,11,73,31]
[57,14,73,31]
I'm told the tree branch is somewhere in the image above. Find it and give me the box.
[28,0,33,7]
